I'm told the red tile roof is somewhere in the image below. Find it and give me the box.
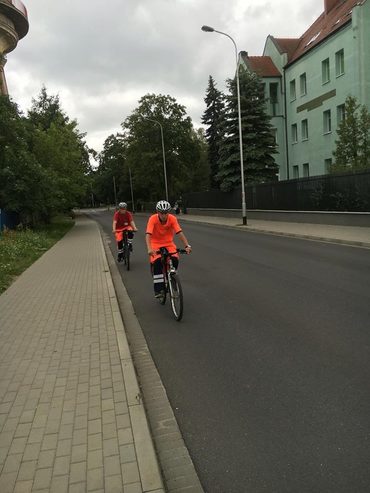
[270,0,366,66]
[241,54,281,77]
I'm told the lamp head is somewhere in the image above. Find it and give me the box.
[201,25,215,32]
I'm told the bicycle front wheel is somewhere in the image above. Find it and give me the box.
[125,244,130,271]
[169,273,183,321]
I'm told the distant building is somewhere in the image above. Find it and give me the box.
[240,0,370,180]
[0,0,28,95]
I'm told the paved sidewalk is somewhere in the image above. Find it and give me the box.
[0,217,164,493]
[178,214,370,248]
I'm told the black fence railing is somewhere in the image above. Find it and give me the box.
[184,170,370,212]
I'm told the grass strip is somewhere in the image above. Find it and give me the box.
[0,216,74,294]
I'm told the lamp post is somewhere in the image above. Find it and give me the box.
[113,176,117,207]
[201,25,247,225]
[128,166,135,212]
[145,118,169,202]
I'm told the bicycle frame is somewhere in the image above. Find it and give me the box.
[156,247,186,321]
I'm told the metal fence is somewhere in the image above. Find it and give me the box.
[184,170,370,212]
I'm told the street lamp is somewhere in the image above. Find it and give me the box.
[145,118,169,202]
[128,167,135,212]
[201,25,247,225]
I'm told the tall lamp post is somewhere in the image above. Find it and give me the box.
[145,118,169,202]
[201,25,247,225]
[128,167,135,212]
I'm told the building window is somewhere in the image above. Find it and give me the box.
[271,127,278,144]
[300,73,307,96]
[291,124,298,143]
[301,119,308,140]
[269,82,279,116]
[324,158,332,173]
[322,58,330,84]
[293,165,299,178]
[302,163,310,177]
[290,79,296,101]
[335,49,344,77]
[337,104,345,126]
[323,110,331,134]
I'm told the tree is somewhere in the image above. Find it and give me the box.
[94,133,128,205]
[332,95,370,172]
[0,95,54,225]
[122,93,209,202]
[201,76,225,188]
[217,67,278,191]
[27,87,91,215]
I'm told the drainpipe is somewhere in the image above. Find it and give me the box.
[283,67,290,180]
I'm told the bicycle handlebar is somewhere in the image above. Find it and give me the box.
[155,248,188,255]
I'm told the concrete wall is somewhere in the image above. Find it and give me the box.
[185,208,370,227]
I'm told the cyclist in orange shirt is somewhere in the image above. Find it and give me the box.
[113,202,138,262]
[146,200,191,298]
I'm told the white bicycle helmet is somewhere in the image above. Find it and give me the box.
[118,202,127,209]
[156,200,171,213]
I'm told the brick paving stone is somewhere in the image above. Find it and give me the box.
[0,218,165,493]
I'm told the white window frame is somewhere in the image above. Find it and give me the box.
[335,49,344,77]
[337,104,345,126]
[291,123,298,143]
[301,119,308,140]
[323,110,332,134]
[290,79,296,101]
[322,58,330,84]
[293,165,299,179]
[300,73,307,96]
[302,163,310,177]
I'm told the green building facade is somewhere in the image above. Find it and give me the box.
[241,0,370,180]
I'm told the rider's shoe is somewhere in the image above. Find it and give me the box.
[154,290,165,300]
[128,242,133,252]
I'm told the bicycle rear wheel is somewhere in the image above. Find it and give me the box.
[169,273,183,321]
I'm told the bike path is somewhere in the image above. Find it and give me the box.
[0,216,164,493]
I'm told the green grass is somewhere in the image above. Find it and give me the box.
[0,216,74,294]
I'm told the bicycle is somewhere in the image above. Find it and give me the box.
[155,247,187,321]
[117,229,132,271]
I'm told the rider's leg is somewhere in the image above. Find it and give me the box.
[127,231,134,251]
[152,258,165,296]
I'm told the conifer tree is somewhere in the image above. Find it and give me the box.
[217,67,278,191]
[201,76,225,188]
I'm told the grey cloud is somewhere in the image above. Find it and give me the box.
[6,0,324,151]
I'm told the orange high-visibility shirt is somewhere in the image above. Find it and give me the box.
[146,213,182,252]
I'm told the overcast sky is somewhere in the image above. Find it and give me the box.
[6,0,324,153]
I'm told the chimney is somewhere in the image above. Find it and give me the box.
[324,0,341,14]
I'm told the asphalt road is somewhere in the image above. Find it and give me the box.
[90,210,370,493]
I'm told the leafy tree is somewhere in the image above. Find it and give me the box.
[0,95,53,225]
[201,76,225,188]
[122,93,209,202]
[332,95,370,172]
[217,67,278,191]
[94,133,128,205]
[27,87,91,215]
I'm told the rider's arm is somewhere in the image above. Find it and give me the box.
[112,219,117,233]
[146,233,155,256]
[177,231,192,253]
[130,219,138,231]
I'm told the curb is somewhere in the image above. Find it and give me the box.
[98,231,165,493]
